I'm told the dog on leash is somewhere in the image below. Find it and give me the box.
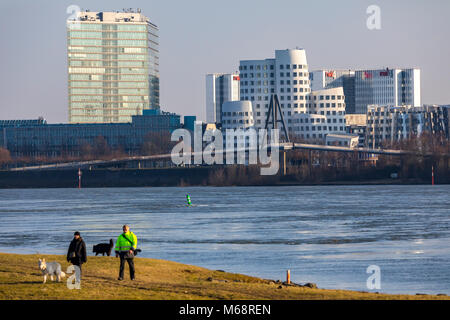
[93,239,114,256]
[38,258,66,283]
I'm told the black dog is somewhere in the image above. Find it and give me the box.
[93,239,114,256]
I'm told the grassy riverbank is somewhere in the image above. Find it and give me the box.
[0,253,447,300]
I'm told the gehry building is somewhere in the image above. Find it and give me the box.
[237,48,347,141]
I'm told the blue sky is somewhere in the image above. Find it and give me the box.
[0,0,449,123]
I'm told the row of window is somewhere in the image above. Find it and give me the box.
[294,126,345,132]
[69,102,146,108]
[69,67,147,74]
[242,87,308,94]
[241,92,314,101]
[240,72,308,79]
[222,119,254,124]
[69,60,147,67]
[252,111,345,119]
[239,64,307,71]
[69,74,149,81]
[69,88,148,94]
[69,81,148,88]
[242,91,350,102]
[68,31,148,39]
[251,102,346,112]
[294,118,345,124]
[70,95,148,102]
[69,39,147,46]
[222,112,252,117]
[68,47,148,54]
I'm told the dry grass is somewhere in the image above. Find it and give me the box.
[0,253,447,300]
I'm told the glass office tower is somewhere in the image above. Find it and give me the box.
[67,10,159,123]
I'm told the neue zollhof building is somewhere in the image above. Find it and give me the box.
[237,49,347,142]
[290,87,346,141]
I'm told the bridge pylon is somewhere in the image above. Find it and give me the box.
[264,94,290,143]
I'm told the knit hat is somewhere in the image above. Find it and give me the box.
[74,231,80,236]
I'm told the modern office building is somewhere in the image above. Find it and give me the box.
[238,49,346,142]
[311,68,421,115]
[366,104,449,148]
[355,68,421,114]
[205,73,240,124]
[309,70,356,113]
[1,110,181,158]
[67,10,160,124]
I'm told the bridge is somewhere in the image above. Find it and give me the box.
[8,142,412,172]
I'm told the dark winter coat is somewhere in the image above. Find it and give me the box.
[67,237,87,265]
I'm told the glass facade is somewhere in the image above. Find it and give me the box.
[67,11,159,123]
[1,111,180,158]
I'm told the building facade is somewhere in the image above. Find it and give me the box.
[326,133,359,148]
[309,70,356,113]
[1,110,181,158]
[205,73,240,124]
[311,68,421,115]
[355,68,421,114]
[67,10,160,124]
[290,87,346,141]
[366,104,449,148]
[221,101,255,151]
[221,101,254,130]
[345,114,367,147]
[238,49,346,142]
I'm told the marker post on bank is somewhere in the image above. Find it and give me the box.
[78,168,82,189]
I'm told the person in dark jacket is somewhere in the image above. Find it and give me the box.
[67,231,87,278]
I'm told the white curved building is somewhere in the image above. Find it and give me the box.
[221,100,254,130]
[221,100,255,151]
[238,48,346,141]
[292,87,346,140]
[239,49,312,128]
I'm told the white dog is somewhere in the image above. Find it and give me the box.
[38,258,66,283]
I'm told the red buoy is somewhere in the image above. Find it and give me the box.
[432,165,434,185]
[78,168,82,189]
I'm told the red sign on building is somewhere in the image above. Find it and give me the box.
[233,76,240,81]
[380,69,390,76]
[363,71,373,79]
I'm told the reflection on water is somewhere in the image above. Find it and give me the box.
[0,185,449,294]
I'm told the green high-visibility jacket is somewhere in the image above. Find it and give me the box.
[114,231,137,252]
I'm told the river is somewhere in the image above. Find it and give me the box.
[0,185,448,295]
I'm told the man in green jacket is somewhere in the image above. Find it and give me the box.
[115,224,138,281]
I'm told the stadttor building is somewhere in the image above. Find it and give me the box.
[67,10,159,123]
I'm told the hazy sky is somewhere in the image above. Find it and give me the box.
[0,0,449,123]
